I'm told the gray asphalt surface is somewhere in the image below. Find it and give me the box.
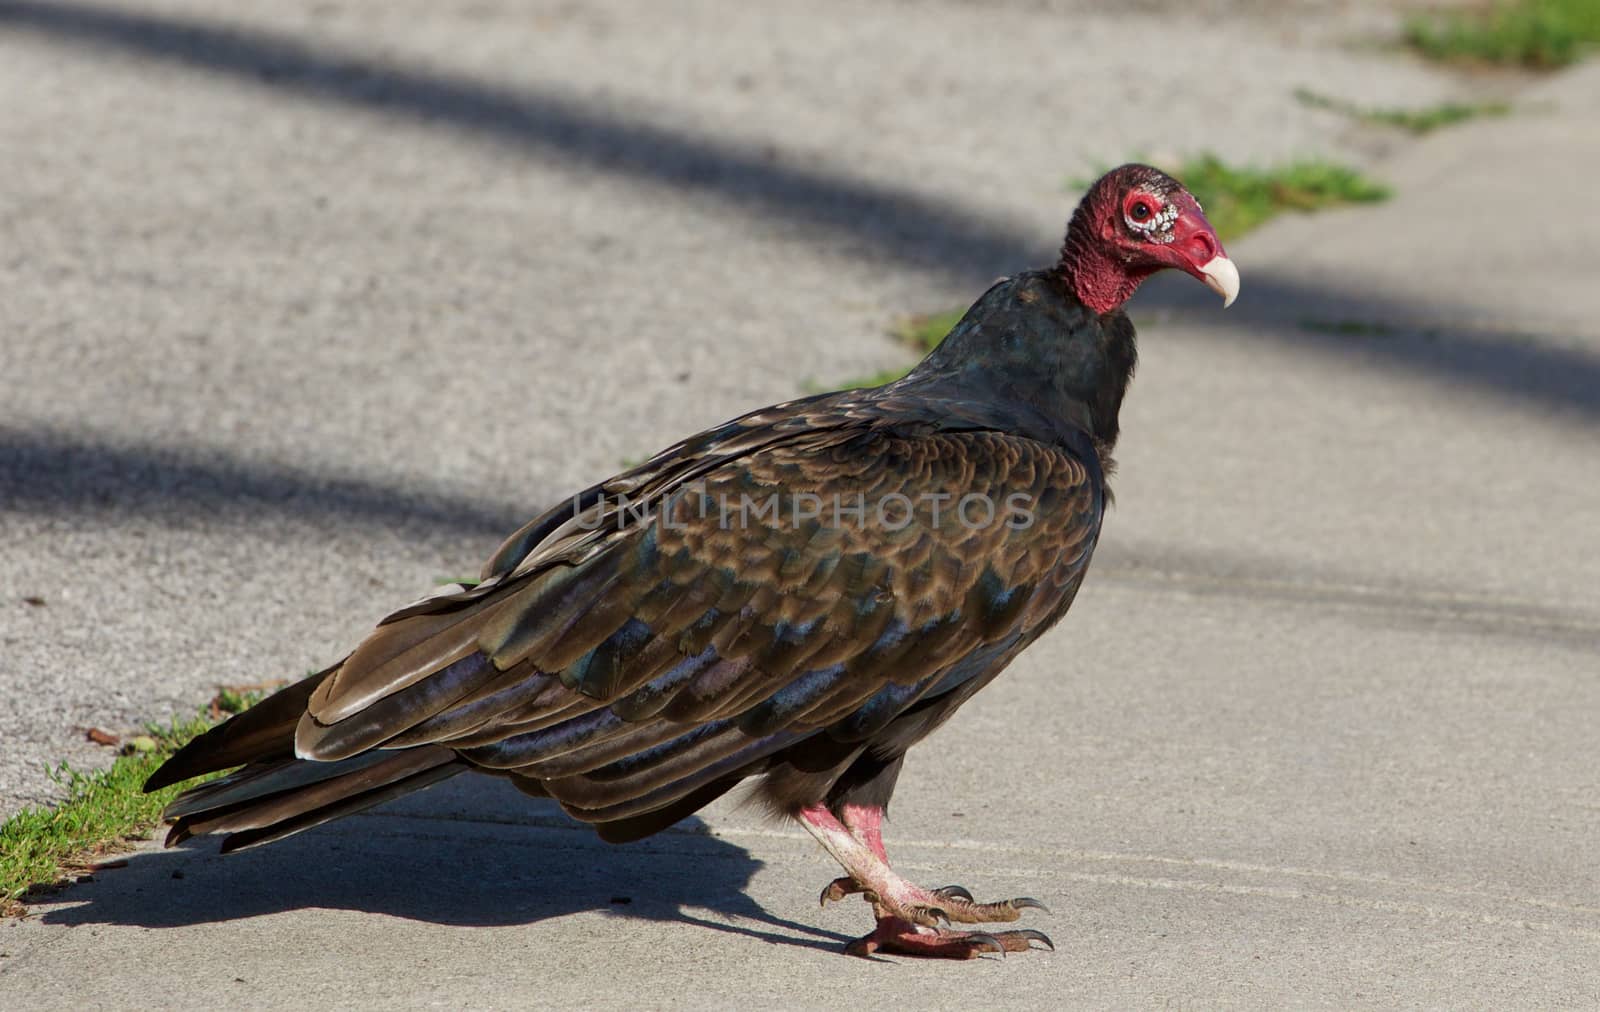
[3,2,1598,1008]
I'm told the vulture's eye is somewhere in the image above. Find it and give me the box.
[1130,201,1153,222]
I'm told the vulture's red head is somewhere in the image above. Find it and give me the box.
[1059,163,1240,315]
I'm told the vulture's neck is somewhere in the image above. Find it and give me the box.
[906,271,1138,459]
[1057,193,1157,315]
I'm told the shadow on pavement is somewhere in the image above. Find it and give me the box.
[3,0,1600,431]
[3,282,1594,537]
[0,428,527,536]
[1,0,1597,560]
[1139,274,1600,426]
[34,777,851,953]
[0,0,1035,283]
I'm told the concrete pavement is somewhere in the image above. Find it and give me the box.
[3,1,1598,1007]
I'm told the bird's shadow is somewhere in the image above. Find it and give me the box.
[34,777,851,954]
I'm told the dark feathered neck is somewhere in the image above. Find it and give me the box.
[902,271,1138,459]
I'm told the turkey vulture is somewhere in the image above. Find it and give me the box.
[146,164,1238,959]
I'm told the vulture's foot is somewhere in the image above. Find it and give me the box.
[846,916,1053,960]
[797,803,1052,954]
[819,874,1047,925]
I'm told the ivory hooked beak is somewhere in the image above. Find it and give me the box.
[1199,255,1240,308]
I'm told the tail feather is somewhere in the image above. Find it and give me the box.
[162,752,391,821]
[165,747,464,852]
[221,761,464,854]
[148,664,467,853]
[144,666,336,793]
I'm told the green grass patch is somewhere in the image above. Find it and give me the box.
[0,687,270,916]
[889,308,966,356]
[1299,317,1399,337]
[1405,0,1600,69]
[811,367,910,392]
[1166,154,1391,243]
[808,308,965,392]
[1294,87,1512,134]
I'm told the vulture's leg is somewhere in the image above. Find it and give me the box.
[816,802,885,903]
[796,803,1053,959]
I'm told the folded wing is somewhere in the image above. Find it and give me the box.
[156,398,1102,845]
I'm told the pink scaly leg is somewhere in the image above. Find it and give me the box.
[817,803,888,904]
[795,803,1053,959]
[842,802,889,860]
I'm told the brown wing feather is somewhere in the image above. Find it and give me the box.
[289,422,1099,830]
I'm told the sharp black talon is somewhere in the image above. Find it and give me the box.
[1017,928,1055,951]
[1010,896,1051,915]
[968,932,1006,958]
[927,907,951,929]
[935,884,975,902]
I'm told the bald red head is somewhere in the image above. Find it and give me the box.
[1058,164,1239,315]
